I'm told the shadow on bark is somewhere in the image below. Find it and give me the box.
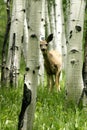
[18,83,32,130]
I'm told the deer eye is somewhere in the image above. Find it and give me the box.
[45,43,48,46]
[40,44,42,47]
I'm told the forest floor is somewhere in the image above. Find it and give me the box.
[0,79,87,130]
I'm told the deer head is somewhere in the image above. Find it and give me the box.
[40,34,53,55]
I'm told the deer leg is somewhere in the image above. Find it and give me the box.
[52,76,54,87]
[56,71,61,92]
[47,74,54,92]
[50,75,54,91]
[48,75,53,92]
[49,75,52,92]
[52,75,55,86]
[47,74,51,91]
[47,74,50,88]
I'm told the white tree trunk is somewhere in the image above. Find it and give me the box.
[66,0,85,104]
[23,12,29,63]
[48,2,55,50]
[62,12,67,71]
[45,0,51,36]
[66,0,70,43]
[38,0,45,86]
[54,0,62,54]
[20,0,42,130]
[6,0,25,87]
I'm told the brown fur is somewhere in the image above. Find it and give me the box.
[40,34,62,91]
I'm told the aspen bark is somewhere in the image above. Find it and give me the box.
[6,0,25,87]
[18,0,42,129]
[66,0,85,105]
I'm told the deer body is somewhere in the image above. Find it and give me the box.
[40,34,62,91]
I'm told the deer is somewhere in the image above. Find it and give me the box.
[40,34,62,92]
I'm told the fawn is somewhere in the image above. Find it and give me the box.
[40,34,62,91]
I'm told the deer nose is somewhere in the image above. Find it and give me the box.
[42,48,45,51]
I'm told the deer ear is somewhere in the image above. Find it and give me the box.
[46,34,53,43]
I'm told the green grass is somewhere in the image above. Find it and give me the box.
[33,86,87,130]
[1,80,87,130]
[0,83,23,130]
